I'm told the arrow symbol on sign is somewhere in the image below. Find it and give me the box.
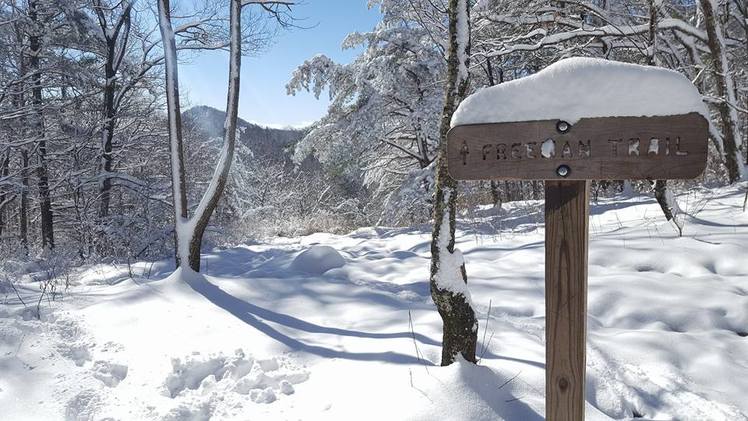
[460,141,469,165]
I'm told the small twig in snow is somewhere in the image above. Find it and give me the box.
[6,276,27,307]
[408,310,429,373]
[477,299,492,363]
[479,330,495,362]
[498,370,522,390]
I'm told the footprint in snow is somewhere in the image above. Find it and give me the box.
[64,389,101,421]
[91,360,129,387]
[162,349,308,405]
[50,314,95,367]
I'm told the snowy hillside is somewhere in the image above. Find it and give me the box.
[1,187,746,421]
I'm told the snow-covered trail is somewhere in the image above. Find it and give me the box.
[1,187,746,420]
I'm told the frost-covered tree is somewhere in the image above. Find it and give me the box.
[0,0,101,252]
[287,1,447,225]
[87,0,266,259]
[0,0,174,260]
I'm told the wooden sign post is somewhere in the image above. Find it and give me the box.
[447,113,708,421]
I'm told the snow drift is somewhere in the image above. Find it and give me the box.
[290,245,346,274]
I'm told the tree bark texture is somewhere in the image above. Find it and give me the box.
[429,0,478,366]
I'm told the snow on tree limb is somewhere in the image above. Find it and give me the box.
[477,18,717,58]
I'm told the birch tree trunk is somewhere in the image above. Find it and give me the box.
[430,0,478,366]
[700,0,746,183]
[158,0,190,268]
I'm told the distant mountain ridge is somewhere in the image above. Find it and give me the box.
[183,105,306,161]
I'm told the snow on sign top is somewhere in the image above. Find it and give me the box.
[451,57,708,127]
[446,57,710,181]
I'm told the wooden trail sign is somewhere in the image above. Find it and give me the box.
[448,113,708,181]
[447,113,708,421]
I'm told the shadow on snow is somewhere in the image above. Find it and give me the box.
[185,274,436,365]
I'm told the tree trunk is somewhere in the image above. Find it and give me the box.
[20,149,29,251]
[742,0,748,211]
[700,0,746,183]
[13,25,28,253]
[96,1,132,219]
[29,0,54,249]
[98,42,117,219]
[186,0,242,271]
[490,180,501,208]
[0,150,10,237]
[429,0,478,366]
[486,59,502,209]
[158,0,189,267]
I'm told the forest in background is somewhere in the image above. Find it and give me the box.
[0,0,745,271]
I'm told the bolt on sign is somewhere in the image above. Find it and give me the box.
[446,58,709,421]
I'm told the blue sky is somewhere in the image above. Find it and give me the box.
[179,1,381,128]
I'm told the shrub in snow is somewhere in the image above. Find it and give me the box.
[290,246,346,274]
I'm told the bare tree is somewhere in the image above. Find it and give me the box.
[92,0,133,219]
[158,0,295,271]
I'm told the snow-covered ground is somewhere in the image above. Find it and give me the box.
[1,187,747,421]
